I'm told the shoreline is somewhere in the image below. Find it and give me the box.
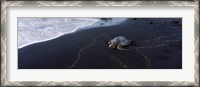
[18,18,127,49]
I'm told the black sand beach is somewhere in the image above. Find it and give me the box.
[18,18,182,69]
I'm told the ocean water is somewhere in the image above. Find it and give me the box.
[18,18,127,49]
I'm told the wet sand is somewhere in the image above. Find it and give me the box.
[18,18,182,69]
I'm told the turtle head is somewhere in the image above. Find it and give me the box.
[106,41,116,49]
[109,44,116,49]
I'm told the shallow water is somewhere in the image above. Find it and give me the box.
[18,18,126,49]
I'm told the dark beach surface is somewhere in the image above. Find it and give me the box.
[18,18,182,69]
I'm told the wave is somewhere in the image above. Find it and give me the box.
[18,18,127,49]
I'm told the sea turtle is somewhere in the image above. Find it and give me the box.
[107,36,132,50]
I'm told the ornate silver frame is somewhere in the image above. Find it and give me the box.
[1,1,199,87]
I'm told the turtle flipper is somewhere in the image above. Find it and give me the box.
[117,46,131,51]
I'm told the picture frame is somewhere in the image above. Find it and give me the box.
[1,0,199,86]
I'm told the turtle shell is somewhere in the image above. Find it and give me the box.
[115,36,130,46]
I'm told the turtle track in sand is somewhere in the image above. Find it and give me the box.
[67,33,180,69]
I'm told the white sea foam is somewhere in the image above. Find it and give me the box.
[18,18,127,49]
